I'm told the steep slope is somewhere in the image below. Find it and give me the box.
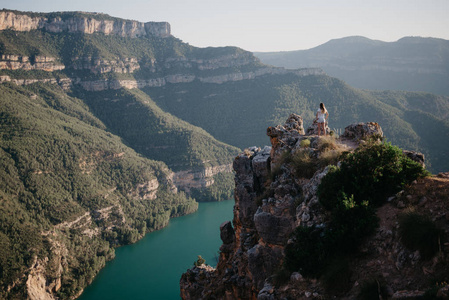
[0,82,198,299]
[0,9,243,198]
[73,88,240,200]
[255,36,449,96]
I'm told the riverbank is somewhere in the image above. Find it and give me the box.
[78,200,234,300]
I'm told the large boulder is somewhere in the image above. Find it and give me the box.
[283,113,305,134]
[341,122,383,141]
[402,150,425,168]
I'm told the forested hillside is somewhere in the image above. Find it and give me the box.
[144,74,449,173]
[0,82,198,298]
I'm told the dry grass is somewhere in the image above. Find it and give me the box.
[402,176,449,205]
[317,136,347,167]
[292,150,317,178]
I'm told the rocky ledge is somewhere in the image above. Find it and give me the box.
[180,114,449,299]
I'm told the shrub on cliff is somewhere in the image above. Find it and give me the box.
[194,255,206,267]
[326,194,378,256]
[284,226,327,277]
[285,141,428,282]
[284,194,378,279]
[318,141,429,210]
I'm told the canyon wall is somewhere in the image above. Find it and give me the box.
[0,10,171,38]
[0,67,324,91]
[171,164,233,193]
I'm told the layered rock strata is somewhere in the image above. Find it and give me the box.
[170,164,233,193]
[0,67,324,91]
[0,55,65,71]
[0,10,171,38]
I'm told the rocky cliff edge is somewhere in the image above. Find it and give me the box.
[180,114,449,299]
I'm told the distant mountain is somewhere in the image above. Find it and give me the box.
[255,36,449,96]
[1,9,449,299]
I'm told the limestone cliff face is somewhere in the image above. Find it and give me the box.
[0,56,324,91]
[69,67,324,91]
[0,75,72,89]
[25,236,68,300]
[0,10,171,38]
[180,115,449,299]
[71,56,140,74]
[0,10,324,90]
[1,67,323,91]
[170,164,233,193]
[128,178,160,200]
[180,115,352,299]
[0,55,65,71]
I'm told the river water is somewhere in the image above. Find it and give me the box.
[78,200,234,300]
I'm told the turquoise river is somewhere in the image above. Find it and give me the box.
[78,200,234,300]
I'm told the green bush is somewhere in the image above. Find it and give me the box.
[284,194,378,279]
[318,141,429,210]
[271,268,292,288]
[326,193,378,256]
[284,226,327,277]
[285,141,427,280]
[194,255,206,267]
[399,212,443,259]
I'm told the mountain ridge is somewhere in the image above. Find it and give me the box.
[255,36,449,96]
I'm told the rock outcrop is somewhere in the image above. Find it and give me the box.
[71,57,140,74]
[180,114,449,299]
[25,236,67,300]
[0,55,65,71]
[170,164,233,193]
[0,10,171,38]
[1,63,324,92]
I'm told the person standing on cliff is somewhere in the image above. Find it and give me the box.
[316,102,329,136]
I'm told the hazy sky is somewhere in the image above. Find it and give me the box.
[1,0,448,52]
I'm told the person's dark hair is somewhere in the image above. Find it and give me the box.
[320,102,327,113]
